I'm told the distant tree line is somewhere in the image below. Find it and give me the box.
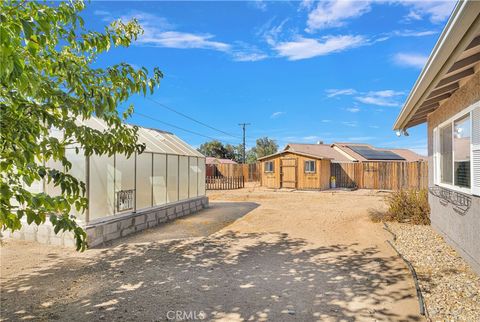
[197,137,278,163]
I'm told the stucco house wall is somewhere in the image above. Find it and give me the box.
[427,72,480,274]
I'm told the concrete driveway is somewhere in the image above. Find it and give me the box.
[0,187,422,321]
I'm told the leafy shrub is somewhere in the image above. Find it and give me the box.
[372,189,430,225]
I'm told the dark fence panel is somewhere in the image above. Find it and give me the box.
[206,176,245,190]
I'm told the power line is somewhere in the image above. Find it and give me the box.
[134,111,239,145]
[146,97,241,139]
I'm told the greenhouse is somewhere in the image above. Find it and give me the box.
[10,117,208,247]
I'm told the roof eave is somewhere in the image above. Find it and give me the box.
[394,0,480,131]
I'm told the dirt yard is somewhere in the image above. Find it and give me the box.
[1,185,422,321]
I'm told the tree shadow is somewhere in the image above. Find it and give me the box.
[1,228,421,321]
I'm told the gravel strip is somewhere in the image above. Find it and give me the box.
[387,223,480,321]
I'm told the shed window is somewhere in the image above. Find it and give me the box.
[264,161,274,173]
[305,160,316,173]
[434,104,479,195]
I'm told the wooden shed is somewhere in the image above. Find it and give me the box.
[258,151,331,190]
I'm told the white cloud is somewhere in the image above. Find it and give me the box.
[399,0,455,23]
[94,10,116,22]
[119,11,175,30]
[302,135,323,141]
[369,125,380,129]
[342,121,358,127]
[299,0,454,35]
[326,88,357,98]
[249,0,267,11]
[258,18,291,46]
[112,11,229,51]
[321,119,332,123]
[346,107,360,113]
[370,90,404,97]
[393,53,428,69]
[356,90,404,107]
[326,88,404,107]
[299,0,315,11]
[271,111,286,119]
[139,31,231,51]
[104,11,268,62]
[274,35,366,60]
[231,42,268,62]
[232,52,268,62]
[305,0,372,32]
[392,29,438,37]
[347,136,375,141]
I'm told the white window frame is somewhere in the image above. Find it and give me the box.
[433,101,479,195]
[304,160,316,173]
[264,161,274,173]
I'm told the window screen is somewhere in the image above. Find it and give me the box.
[440,124,453,184]
[264,161,274,172]
[453,114,471,188]
[305,160,316,173]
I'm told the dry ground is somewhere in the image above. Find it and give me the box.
[0,185,422,321]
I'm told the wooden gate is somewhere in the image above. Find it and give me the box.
[281,158,297,188]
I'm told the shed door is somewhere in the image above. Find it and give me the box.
[281,158,297,188]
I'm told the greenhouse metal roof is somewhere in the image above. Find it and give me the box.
[81,117,204,157]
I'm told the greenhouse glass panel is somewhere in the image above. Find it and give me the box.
[65,148,86,221]
[89,154,115,220]
[167,155,179,202]
[45,158,63,197]
[136,152,153,210]
[198,159,206,196]
[189,157,198,198]
[114,154,135,213]
[27,158,44,194]
[153,154,167,206]
[179,156,189,201]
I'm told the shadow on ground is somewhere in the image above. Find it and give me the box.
[103,201,260,245]
[1,202,420,321]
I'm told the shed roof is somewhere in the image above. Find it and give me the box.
[257,149,332,161]
[80,117,204,157]
[285,143,351,162]
[205,157,238,164]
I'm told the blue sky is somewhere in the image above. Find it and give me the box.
[83,1,457,155]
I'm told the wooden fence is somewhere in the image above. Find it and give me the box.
[331,161,428,190]
[206,176,245,190]
[206,163,260,182]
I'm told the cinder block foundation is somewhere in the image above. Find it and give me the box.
[2,196,209,248]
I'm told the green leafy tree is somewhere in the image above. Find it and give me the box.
[0,0,162,250]
[251,137,278,159]
[197,140,228,159]
[245,149,258,164]
[224,144,238,161]
[197,140,243,162]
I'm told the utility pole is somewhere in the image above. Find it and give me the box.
[238,123,250,164]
